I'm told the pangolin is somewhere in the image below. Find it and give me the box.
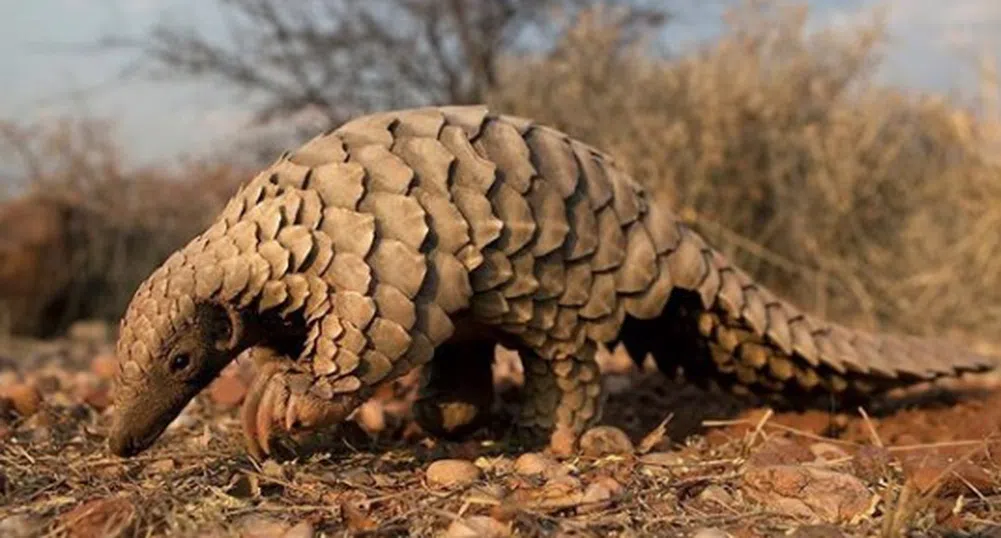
[106,105,998,460]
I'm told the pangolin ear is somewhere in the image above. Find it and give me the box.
[196,302,243,351]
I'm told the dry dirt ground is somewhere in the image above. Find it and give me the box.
[1,321,1000,538]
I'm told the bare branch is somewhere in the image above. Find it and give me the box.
[103,0,669,133]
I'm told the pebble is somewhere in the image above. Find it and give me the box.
[90,353,119,380]
[540,474,583,500]
[0,515,40,538]
[82,385,112,411]
[809,442,851,462]
[592,476,623,496]
[902,455,996,497]
[696,485,734,507]
[513,452,561,477]
[444,515,510,538]
[578,481,615,513]
[147,459,176,474]
[579,426,634,457]
[851,445,891,483]
[639,451,685,468]
[691,528,732,538]
[68,320,110,343]
[742,465,872,523]
[282,520,315,538]
[238,515,291,538]
[426,459,482,488]
[0,383,41,417]
[746,437,814,467]
[0,371,20,386]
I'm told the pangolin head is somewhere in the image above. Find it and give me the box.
[107,263,247,457]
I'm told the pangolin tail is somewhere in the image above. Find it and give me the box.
[611,195,997,406]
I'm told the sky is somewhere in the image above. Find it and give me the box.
[1,0,1000,167]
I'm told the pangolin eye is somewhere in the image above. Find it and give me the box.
[170,354,191,372]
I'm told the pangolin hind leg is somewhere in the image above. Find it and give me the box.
[513,343,604,456]
[412,338,497,440]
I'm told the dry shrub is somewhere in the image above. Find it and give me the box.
[488,1,1001,343]
[0,118,248,337]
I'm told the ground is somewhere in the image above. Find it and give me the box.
[1,321,1000,538]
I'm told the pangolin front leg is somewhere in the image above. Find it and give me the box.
[240,347,363,460]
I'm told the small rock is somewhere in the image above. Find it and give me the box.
[339,467,376,488]
[639,451,685,468]
[91,354,119,380]
[539,473,583,503]
[592,476,624,496]
[789,525,847,538]
[902,455,996,496]
[282,520,315,538]
[0,515,41,538]
[746,437,814,467]
[426,459,482,488]
[513,452,561,477]
[82,385,112,411]
[852,445,891,483]
[697,485,734,507]
[809,443,851,462]
[445,515,510,538]
[0,383,41,417]
[69,320,110,343]
[238,515,290,538]
[0,371,19,386]
[57,497,136,538]
[578,481,614,513]
[147,459,176,474]
[579,426,634,457]
[692,529,732,538]
[209,375,248,408]
[742,465,873,524]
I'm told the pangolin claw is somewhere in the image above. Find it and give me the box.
[240,361,286,460]
[241,362,357,461]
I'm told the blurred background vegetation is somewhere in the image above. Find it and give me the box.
[2,0,1000,351]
